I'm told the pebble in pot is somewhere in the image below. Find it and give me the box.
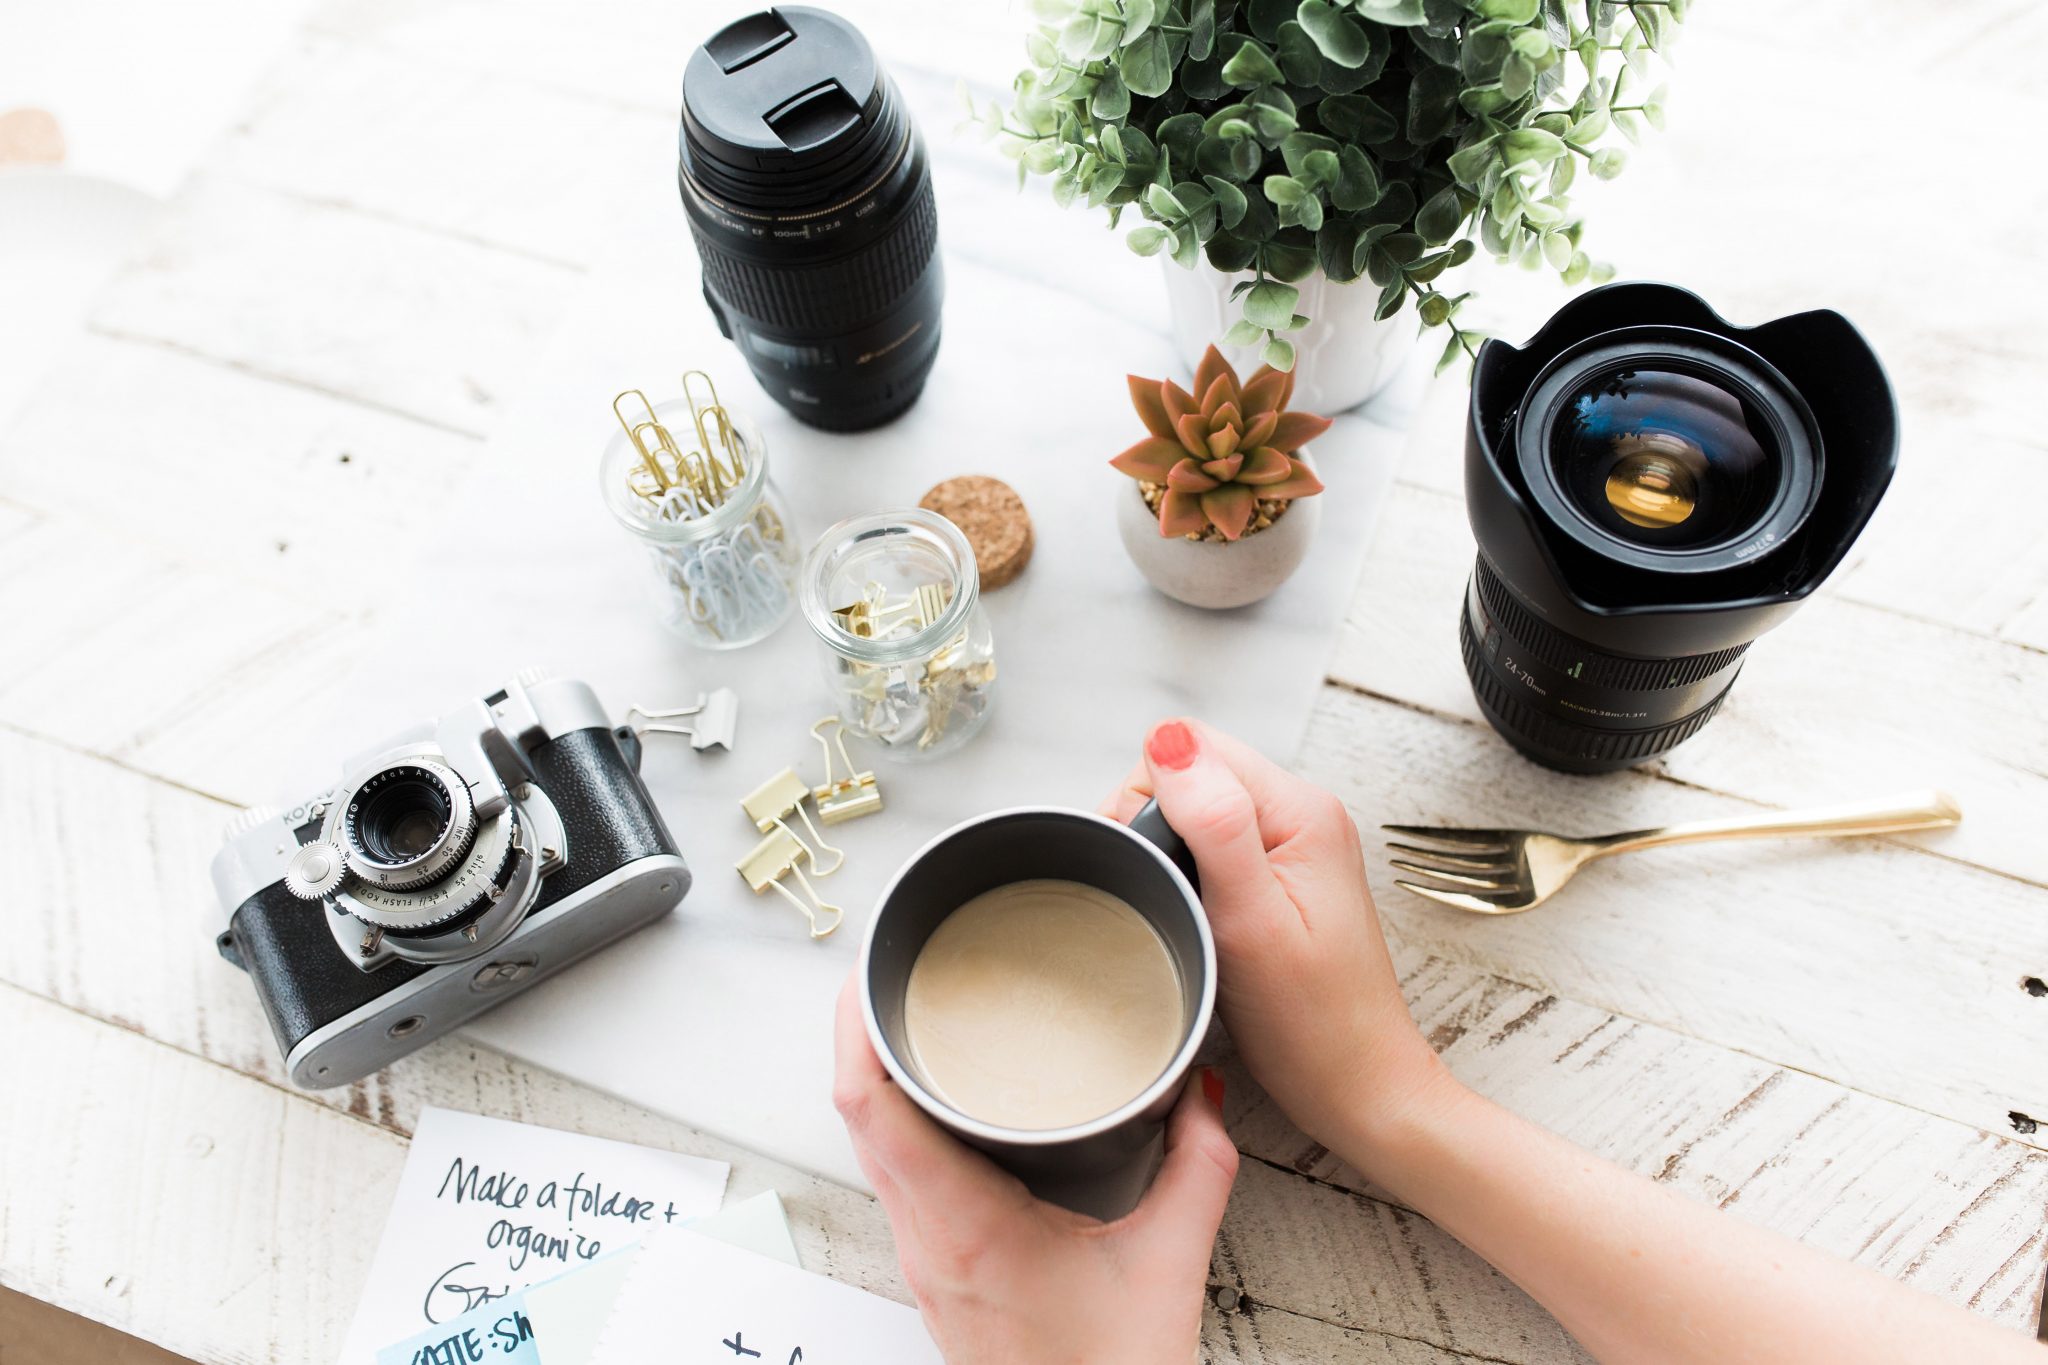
[1110,345,1330,610]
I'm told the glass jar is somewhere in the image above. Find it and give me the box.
[598,399,800,649]
[799,509,996,760]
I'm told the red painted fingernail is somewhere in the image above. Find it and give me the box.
[1201,1066,1225,1109]
[1147,721,1198,772]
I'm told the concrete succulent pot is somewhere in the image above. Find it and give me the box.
[1109,345,1331,611]
[1116,445,1322,609]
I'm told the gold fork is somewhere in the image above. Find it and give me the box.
[1384,789,1963,914]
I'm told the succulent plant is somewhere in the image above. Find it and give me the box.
[1111,344,1330,539]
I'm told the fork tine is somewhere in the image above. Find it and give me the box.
[1385,841,1513,872]
[1393,879,1525,914]
[1380,824,1512,854]
[1388,858,1515,890]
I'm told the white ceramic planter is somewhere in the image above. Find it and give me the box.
[1161,259,1409,414]
[1115,446,1323,610]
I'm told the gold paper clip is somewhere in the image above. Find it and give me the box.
[681,369,746,495]
[613,389,687,500]
[741,767,844,875]
[810,716,883,824]
[736,825,843,939]
[627,688,739,751]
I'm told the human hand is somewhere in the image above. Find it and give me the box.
[1102,719,1455,1157]
[832,977,1237,1365]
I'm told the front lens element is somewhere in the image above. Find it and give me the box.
[1604,440,1700,529]
[354,773,450,864]
[341,760,479,890]
[1551,367,1777,550]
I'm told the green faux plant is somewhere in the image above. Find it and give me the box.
[1111,344,1329,540]
[967,0,1683,372]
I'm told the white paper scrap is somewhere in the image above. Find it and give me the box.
[339,1107,729,1365]
[590,1230,941,1365]
[526,1192,801,1365]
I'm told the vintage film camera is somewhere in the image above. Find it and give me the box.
[210,673,688,1087]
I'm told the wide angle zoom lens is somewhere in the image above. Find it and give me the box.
[681,7,943,431]
[1460,558,1750,773]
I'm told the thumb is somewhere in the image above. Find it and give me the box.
[1141,720,1276,898]
[1124,1069,1238,1267]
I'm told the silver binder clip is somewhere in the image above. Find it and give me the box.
[628,687,739,752]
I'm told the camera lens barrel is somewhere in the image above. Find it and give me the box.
[1461,557,1747,772]
[681,6,943,431]
[1460,283,1899,774]
[341,760,478,891]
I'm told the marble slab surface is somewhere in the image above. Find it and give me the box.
[317,96,1426,1189]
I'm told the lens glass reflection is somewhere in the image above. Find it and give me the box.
[353,773,451,866]
[1551,367,1777,549]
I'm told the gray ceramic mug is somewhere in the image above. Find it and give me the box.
[859,801,1214,1218]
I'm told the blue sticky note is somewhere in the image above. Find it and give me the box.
[376,1294,542,1365]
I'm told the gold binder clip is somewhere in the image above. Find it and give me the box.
[810,716,883,824]
[740,767,844,875]
[736,825,843,939]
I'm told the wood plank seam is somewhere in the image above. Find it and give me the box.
[1214,1293,1536,1365]
[0,717,239,809]
[207,171,593,275]
[82,324,497,442]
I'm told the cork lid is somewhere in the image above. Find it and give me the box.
[919,476,1032,590]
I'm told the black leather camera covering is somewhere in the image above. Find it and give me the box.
[221,725,679,1058]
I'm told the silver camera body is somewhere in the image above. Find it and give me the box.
[211,674,688,1088]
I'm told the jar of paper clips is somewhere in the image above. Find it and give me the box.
[799,509,996,760]
[600,375,801,649]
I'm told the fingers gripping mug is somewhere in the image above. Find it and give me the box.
[860,802,1214,1218]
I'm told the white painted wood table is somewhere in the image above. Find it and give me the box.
[3,1,2045,1361]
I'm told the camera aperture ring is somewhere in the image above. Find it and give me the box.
[335,801,522,936]
[688,179,937,336]
[1472,558,1748,692]
[1460,607,1736,771]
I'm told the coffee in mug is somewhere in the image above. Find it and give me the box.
[902,879,1184,1131]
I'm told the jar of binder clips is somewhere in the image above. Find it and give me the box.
[600,374,801,649]
[799,509,996,760]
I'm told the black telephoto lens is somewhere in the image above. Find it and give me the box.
[1462,283,1899,773]
[681,6,943,431]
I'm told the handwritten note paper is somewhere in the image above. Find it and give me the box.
[590,1230,942,1365]
[375,1293,545,1365]
[339,1107,729,1365]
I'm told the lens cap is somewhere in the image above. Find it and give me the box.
[684,7,881,169]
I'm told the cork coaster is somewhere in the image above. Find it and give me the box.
[920,475,1033,590]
